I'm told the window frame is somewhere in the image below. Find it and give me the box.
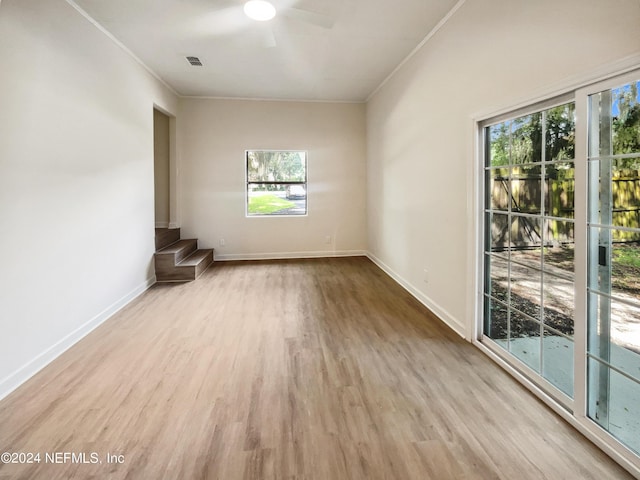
[245,149,308,218]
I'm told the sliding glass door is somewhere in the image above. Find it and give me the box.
[481,71,640,462]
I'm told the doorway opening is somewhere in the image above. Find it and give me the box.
[153,108,173,228]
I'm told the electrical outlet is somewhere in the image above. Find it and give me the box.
[325,235,332,244]
[423,269,429,284]
[219,238,225,246]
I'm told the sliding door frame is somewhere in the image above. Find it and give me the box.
[473,66,640,478]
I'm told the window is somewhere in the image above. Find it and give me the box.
[246,150,307,216]
[480,72,640,465]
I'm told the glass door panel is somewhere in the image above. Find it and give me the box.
[483,102,576,399]
[587,79,640,455]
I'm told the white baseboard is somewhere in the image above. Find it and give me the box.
[0,276,156,402]
[215,250,366,261]
[366,252,466,338]
[155,221,169,228]
[168,222,180,229]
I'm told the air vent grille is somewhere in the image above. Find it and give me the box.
[186,56,203,66]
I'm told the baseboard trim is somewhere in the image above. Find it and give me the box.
[215,250,367,261]
[155,221,169,228]
[366,252,466,338]
[0,276,156,402]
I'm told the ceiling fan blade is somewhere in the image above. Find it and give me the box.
[282,7,335,29]
[259,25,277,48]
[194,5,248,36]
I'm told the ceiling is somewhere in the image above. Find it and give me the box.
[71,0,460,102]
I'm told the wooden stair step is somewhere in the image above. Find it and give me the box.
[156,249,213,282]
[184,249,214,279]
[156,239,197,263]
[178,249,213,267]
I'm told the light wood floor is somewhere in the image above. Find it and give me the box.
[0,257,633,479]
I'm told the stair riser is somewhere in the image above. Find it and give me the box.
[155,228,181,250]
[156,266,197,282]
[194,250,214,278]
[155,255,181,272]
[176,240,197,263]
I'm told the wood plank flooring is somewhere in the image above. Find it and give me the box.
[0,257,633,479]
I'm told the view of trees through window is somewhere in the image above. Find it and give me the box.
[484,101,578,397]
[246,150,307,216]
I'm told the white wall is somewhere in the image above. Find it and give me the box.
[366,0,640,337]
[178,99,367,259]
[0,0,178,398]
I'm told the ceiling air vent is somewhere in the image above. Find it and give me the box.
[186,56,203,66]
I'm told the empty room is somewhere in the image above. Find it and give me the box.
[1,0,640,478]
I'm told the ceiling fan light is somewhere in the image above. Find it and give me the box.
[244,0,276,21]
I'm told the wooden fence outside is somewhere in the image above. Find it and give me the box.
[489,168,640,248]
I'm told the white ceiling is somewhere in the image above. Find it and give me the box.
[71,0,460,102]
